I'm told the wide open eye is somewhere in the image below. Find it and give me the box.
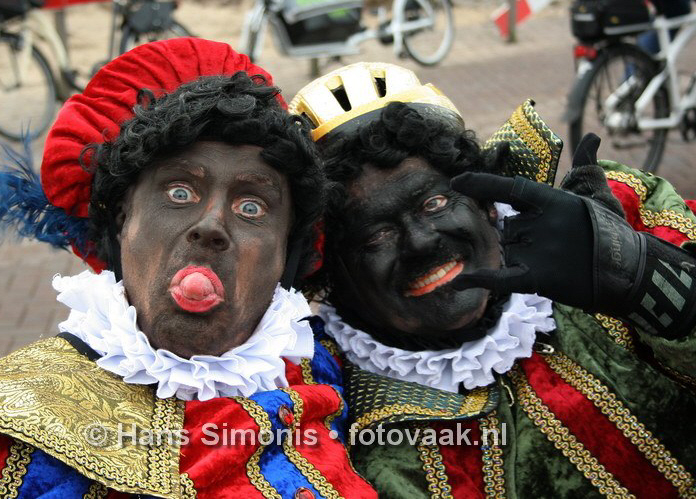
[422,195,448,213]
[234,199,266,219]
[167,185,199,204]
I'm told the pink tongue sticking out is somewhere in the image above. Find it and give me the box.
[179,272,215,301]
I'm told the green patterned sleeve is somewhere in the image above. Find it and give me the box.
[600,160,696,379]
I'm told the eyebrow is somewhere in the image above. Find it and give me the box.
[157,163,205,178]
[235,172,282,194]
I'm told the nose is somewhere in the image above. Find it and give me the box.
[402,218,440,256]
[186,209,230,252]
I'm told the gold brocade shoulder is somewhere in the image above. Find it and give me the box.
[0,337,185,498]
[344,363,498,430]
[482,99,564,186]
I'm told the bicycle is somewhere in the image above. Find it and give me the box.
[566,3,696,172]
[239,0,455,67]
[0,0,191,141]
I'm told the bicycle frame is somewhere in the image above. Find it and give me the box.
[240,0,437,60]
[21,9,72,81]
[607,12,696,131]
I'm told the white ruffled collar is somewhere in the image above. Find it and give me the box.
[320,295,555,393]
[53,270,314,401]
[320,201,556,393]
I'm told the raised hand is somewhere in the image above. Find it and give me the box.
[450,136,696,339]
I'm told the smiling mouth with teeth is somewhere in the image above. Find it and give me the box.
[404,260,465,297]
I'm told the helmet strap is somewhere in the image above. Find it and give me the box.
[280,237,303,290]
[107,218,123,282]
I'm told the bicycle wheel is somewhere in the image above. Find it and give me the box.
[0,33,57,141]
[568,44,669,173]
[119,20,192,54]
[402,0,454,66]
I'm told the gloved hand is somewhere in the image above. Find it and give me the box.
[450,169,638,312]
[450,137,696,338]
[560,133,625,218]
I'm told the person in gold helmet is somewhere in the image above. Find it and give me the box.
[291,62,696,498]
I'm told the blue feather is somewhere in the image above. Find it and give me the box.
[0,139,89,252]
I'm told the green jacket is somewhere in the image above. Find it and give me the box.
[340,104,696,498]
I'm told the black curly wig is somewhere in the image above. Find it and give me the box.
[82,72,324,282]
[309,101,500,292]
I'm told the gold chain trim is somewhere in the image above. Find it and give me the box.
[180,472,198,499]
[233,397,282,499]
[354,387,490,430]
[147,397,183,492]
[546,353,696,498]
[324,387,344,432]
[320,339,341,358]
[640,209,696,241]
[479,412,505,498]
[604,170,696,241]
[416,426,453,499]
[300,358,317,385]
[594,314,635,351]
[83,482,108,499]
[509,106,552,183]
[0,440,33,499]
[604,171,647,202]
[281,388,343,499]
[509,367,636,498]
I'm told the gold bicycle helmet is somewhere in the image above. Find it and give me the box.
[289,62,462,143]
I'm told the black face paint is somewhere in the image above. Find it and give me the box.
[331,158,501,344]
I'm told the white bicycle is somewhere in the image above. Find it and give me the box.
[0,0,190,141]
[567,8,696,172]
[239,0,455,67]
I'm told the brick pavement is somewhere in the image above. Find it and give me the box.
[1,1,695,354]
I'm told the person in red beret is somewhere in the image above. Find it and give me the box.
[0,38,376,498]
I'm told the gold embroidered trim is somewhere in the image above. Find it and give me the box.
[0,440,33,499]
[416,427,453,499]
[594,314,635,351]
[300,358,317,385]
[604,170,696,241]
[324,387,344,432]
[83,482,108,499]
[509,367,636,498]
[148,397,182,492]
[509,106,552,184]
[604,171,647,202]
[233,397,282,499]
[480,412,505,499]
[354,387,490,430]
[180,472,198,499]
[0,337,183,496]
[640,209,696,241]
[281,388,343,499]
[546,353,696,498]
[320,339,341,358]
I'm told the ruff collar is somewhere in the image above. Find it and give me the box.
[53,270,314,401]
[320,203,555,393]
[320,293,555,393]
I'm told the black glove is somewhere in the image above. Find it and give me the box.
[450,170,696,339]
[560,133,625,218]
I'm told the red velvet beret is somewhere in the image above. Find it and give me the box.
[41,37,284,221]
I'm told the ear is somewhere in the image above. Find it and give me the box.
[487,202,498,226]
[114,188,134,243]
